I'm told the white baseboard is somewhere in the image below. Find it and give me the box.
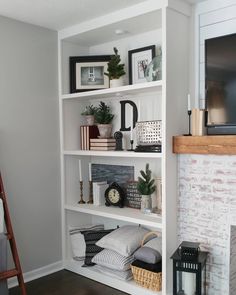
[8,260,63,289]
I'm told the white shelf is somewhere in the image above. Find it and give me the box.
[65,204,162,229]
[61,81,162,101]
[64,259,162,295]
[64,150,162,158]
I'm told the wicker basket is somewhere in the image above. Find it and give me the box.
[131,231,162,292]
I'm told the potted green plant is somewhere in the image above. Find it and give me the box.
[137,164,156,213]
[81,104,97,125]
[95,101,114,138]
[104,47,126,88]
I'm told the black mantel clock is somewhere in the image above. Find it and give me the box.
[104,182,125,208]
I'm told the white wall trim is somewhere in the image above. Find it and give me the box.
[196,0,236,15]
[8,261,63,289]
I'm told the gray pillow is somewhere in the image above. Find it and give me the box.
[96,225,150,257]
[144,237,162,254]
[134,246,162,264]
[92,249,134,271]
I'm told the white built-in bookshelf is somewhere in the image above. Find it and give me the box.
[58,1,190,294]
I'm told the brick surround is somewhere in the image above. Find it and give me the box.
[178,154,236,295]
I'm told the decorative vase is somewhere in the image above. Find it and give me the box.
[110,78,124,88]
[145,47,162,82]
[97,124,113,138]
[141,195,152,213]
[85,115,95,126]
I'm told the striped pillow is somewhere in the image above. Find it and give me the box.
[92,249,134,271]
[81,229,114,266]
[93,265,133,281]
[69,224,104,261]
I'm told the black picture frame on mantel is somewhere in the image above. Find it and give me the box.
[128,45,155,85]
[70,55,111,93]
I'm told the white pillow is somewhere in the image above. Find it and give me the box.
[69,224,104,260]
[96,225,150,257]
[92,249,134,271]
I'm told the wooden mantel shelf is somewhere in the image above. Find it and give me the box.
[173,135,236,155]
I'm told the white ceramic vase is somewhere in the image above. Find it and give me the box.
[141,195,152,213]
[110,78,124,88]
[85,115,95,126]
[97,124,113,138]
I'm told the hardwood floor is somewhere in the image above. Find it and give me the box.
[9,270,128,295]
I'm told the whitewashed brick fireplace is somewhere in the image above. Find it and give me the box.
[177,154,236,295]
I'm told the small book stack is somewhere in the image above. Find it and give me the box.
[93,182,109,206]
[191,109,206,136]
[80,126,99,150]
[90,138,116,151]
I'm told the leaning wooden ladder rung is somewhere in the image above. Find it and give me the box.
[0,173,27,295]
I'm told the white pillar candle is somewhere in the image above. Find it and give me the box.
[182,271,196,295]
[89,162,92,182]
[79,160,82,182]
[130,106,133,140]
[188,94,191,111]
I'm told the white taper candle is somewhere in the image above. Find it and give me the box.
[130,106,133,141]
[89,162,92,182]
[79,160,82,182]
[188,94,191,111]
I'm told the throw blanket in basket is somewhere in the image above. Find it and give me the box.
[0,233,8,295]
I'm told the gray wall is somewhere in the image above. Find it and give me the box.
[0,16,61,272]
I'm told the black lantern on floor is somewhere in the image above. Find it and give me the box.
[171,241,208,295]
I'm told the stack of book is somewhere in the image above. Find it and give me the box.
[90,138,116,151]
[92,182,109,206]
[80,125,99,150]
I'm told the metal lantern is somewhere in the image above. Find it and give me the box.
[171,241,208,295]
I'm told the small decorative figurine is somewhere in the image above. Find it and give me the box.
[114,131,123,151]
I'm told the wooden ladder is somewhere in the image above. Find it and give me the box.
[0,173,27,295]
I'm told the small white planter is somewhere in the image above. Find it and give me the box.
[110,78,124,88]
[97,124,113,138]
[141,195,152,214]
[85,115,95,126]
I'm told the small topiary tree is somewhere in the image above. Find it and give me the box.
[137,164,156,196]
[81,104,97,116]
[104,47,126,80]
[95,101,114,124]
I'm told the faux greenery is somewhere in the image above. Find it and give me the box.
[81,104,97,116]
[104,47,126,80]
[137,164,156,196]
[95,101,114,124]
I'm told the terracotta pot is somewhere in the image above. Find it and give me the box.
[97,124,113,138]
[85,115,95,126]
[141,195,152,213]
[110,78,124,88]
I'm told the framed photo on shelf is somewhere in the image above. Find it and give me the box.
[70,55,111,93]
[128,45,155,85]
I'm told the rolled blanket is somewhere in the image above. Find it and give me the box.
[131,259,162,273]
[0,233,8,294]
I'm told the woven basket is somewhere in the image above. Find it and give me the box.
[131,231,162,292]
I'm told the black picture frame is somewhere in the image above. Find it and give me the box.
[128,45,155,85]
[69,55,111,93]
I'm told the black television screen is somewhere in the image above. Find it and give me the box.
[206,33,236,127]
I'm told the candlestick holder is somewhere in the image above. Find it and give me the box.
[87,181,93,204]
[184,110,192,136]
[78,181,85,204]
[127,139,134,151]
